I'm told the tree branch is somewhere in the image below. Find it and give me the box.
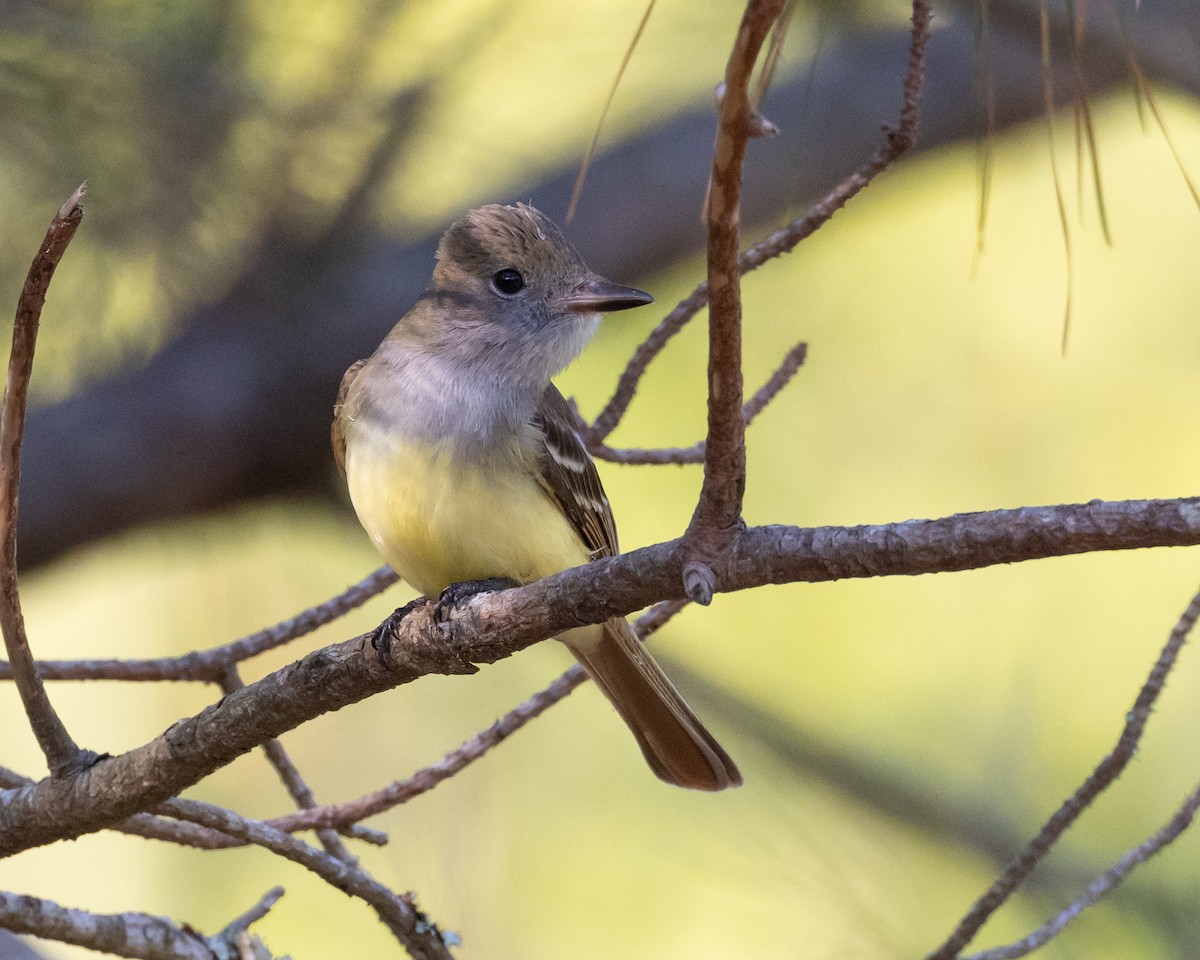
[4,496,1199,856]
[682,0,786,604]
[266,599,688,833]
[672,0,929,604]
[0,762,379,852]
[590,342,806,465]
[0,565,397,683]
[0,887,281,960]
[158,799,456,960]
[928,582,1200,959]
[213,887,285,951]
[217,666,358,861]
[0,183,95,778]
[961,780,1200,960]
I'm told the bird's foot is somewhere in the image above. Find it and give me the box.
[434,577,521,623]
[369,598,426,656]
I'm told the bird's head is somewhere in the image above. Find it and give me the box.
[403,203,653,386]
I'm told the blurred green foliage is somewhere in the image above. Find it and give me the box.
[2,1,1200,959]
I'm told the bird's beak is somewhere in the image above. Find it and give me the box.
[564,274,654,313]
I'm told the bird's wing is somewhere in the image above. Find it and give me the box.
[532,384,619,559]
[331,358,368,479]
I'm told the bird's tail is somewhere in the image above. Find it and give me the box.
[562,619,742,791]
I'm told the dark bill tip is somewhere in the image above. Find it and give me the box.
[565,274,654,313]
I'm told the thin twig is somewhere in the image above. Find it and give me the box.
[116,813,244,851]
[928,584,1200,960]
[218,666,360,862]
[592,341,807,464]
[272,667,588,832]
[589,0,929,447]
[0,565,398,682]
[266,599,690,832]
[159,798,457,960]
[0,183,94,778]
[961,781,1200,960]
[565,0,657,223]
[213,887,285,945]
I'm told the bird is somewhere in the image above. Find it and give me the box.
[332,202,741,790]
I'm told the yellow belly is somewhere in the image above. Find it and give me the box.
[346,437,590,597]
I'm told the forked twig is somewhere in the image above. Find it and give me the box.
[214,887,286,946]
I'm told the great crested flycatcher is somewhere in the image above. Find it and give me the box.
[332,203,741,791]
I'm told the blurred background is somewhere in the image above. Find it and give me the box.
[2,0,1200,957]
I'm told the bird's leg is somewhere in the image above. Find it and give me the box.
[434,577,522,623]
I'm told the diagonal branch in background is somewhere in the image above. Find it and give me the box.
[5,496,1200,857]
[962,779,1200,960]
[681,0,786,605]
[0,183,96,778]
[928,583,1200,960]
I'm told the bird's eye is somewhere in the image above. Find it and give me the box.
[491,268,525,295]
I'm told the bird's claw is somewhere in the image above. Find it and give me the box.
[370,598,425,656]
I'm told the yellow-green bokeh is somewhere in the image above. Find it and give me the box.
[4,4,1200,959]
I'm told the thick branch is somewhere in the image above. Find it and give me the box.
[2,496,1197,856]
